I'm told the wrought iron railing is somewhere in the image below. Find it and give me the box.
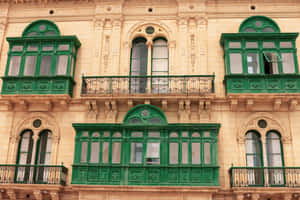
[0,164,68,185]
[230,167,300,187]
[81,75,215,95]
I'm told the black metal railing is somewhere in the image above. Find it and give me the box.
[230,167,300,187]
[81,75,215,95]
[0,164,68,185]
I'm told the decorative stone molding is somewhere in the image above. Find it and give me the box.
[252,194,260,200]
[178,100,191,122]
[6,190,16,200]
[86,100,98,120]
[33,190,42,200]
[236,194,244,200]
[50,191,59,200]
[289,99,297,111]
[126,21,173,44]
[230,99,238,111]
[105,100,118,122]
[283,194,292,200]
[94,18,104,30]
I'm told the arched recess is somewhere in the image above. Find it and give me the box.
[236,112,293,166]
[9,112,60,165]
[122,22,175,75]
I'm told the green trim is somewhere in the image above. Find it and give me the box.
[239,16,280,33]
[22,20,60,37]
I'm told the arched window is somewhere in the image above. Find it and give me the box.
[17,130,34,165]
[152,38,169,93]
[130,37,148,93]
[37,130,52,165]
[245,131,262,167]
[266,131,283,167]
[129,37,169,94]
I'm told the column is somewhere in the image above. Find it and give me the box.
[196,16,208,75]
[7,135,20,164]
[93,18,104,75]
[102,20,112,75]
[111,18,122,74]
[146,40,153,92]
[50,135,60,165]
[168,40,176,74]
[177,17,188,74]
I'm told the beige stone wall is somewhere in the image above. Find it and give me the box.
[0,0,300,199]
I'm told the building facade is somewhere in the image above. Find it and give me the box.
[0,0,299,199]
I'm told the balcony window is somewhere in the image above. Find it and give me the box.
[221,16,300,93]
[2,20,81,96]
[72,104,220,186]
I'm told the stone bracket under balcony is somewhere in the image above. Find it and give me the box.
[0,95,71,112]
[228,94,299,112]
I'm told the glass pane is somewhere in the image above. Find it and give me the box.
[90,142,100,163]
[146,142,160,164]
[92,132,100,137]
[203,132,210,137]
[192,143,201,164]
[112,143,121,163]
[113,132,122,137]
[82,132,89,137]
[21,132,31,151]
[46,134,52,152]
[27,32,38,36]
[103,132,110,137]
[192,132,201,137]
[12,45,23,51]
[181,132,189,137]
[27,45,38,51]
[229,53,243,74]
[204,143,211,164]
[42,45,54,51]
[147,118,162,124]
[246,42,258,48]
[246,155,261,167]
[244,28,256,32]
[262,27,275,32]
[149,132,160,137]
[229,42,241,48]
[80,142,88,163]
[130,143,143,163]
[40,56,52,75]
[19,153,28,164]
[280,42,292,48]
[282,53,295,73]
[24,56,37,75]
[169,143,178,164]
[131,132,143,137]
[129,118,143,124]
[8,56,21,76]
[182,142,188,164]
[58,44,70,51]
[247,53,260,74]
[102,142,109,163]
[268,154,282,167]
[56,55,68,75]
[170,132,178,137]
[263,42,275,48]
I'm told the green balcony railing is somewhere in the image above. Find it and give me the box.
[0,164,68,185]
[81,75,215,95]
[72,165,219,186]
[230,167,300,187]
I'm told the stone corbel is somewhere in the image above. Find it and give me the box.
[105,100,118,122]
[289,99,298,111]
[86,100,98,120]
[94,18,104,31]
[185,100,191,119]
[6,190,16,200]
[3,100,13,111]
[177,17,188,26]
[127,100,133,109]
[168,40,176,48]
[273,99,281,111]
[144,100,150,105]
[161,100,167,111]
[284,194,292,200]
[236,194,244,200]
[59,100,68,110]
[246,99,254,111]
[230,99,238,111]
[50,191,59,200]
[252,194,260,200]
[45,100,52,111]
[33,190,42,200]
[19,100,28,110]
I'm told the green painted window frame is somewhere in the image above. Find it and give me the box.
[245,131,263,167]
[223,39,298,75]
[266,131,284,167]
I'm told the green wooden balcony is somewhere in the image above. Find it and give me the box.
[225,74,300,94]
[0,164,68,185]
[72,165,219,186]
[81,75,215,95]
[1,76,75,96]
[230,166,300,187]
